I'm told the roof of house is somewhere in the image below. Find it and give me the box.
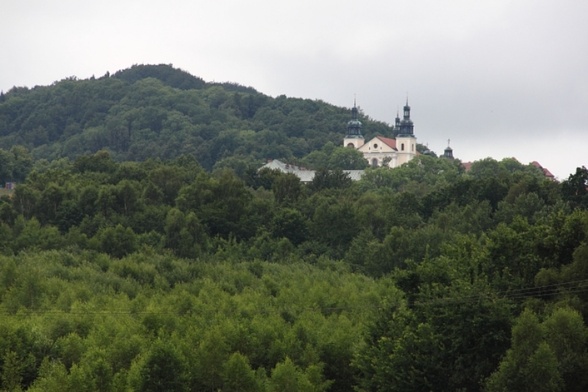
[261,160,315,182]
[530,161,555,179]
[260,159,365,182]
[376,136,397,149]
[358,136,398,153]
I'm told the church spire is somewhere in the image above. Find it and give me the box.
[403,97,411,121]
[351,96,359,121]
[398,97,414,137]
[443,139,454,159]
[343,98,365,148]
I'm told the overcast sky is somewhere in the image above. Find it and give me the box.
[2,0,587,179]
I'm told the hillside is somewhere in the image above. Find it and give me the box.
[0,64,391,171]
[1,65,588,391]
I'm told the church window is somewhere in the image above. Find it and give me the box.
[401,143,405,151]
[373,143,378,149]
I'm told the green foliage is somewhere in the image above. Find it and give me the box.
[302,143,368,170]
[221,352,259,392]
[357,155,462,196]
[327,147,369,170]
[138,340,187,392]
[112,64,205,90]
[309,169,352,192]
[272,172,303,205]
[561,166,588,209]
[485,307,588,392]
[268,357,331,392]
[0,146,33,184]
[0,65,392,170]
[272,208,308,245]
[356,252,514,391]
[96,224,137,258]
[0,250,381,391]
[2,78,588,392]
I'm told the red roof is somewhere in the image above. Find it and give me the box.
[376,136,397,149]
[530,161,555,179]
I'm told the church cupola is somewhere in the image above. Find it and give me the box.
[393,108,401,136]
[398,98,415,137]
[346,100,363,137]
[443,139,454,159]
[343,99,365,148]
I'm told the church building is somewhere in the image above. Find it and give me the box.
[344,99,418,168]
[259,99,421,182]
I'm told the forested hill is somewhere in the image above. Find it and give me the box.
[4,64,588,391]
[0,64,390,170]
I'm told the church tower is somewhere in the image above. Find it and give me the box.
[443,139,454,159]
[396,99,417,165]
[343,100,365,149]
[394,109,401,137]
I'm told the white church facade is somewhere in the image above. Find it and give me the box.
[259,99,420,182]
[344,100,418,168]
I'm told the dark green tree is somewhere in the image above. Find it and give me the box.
[308,169,352,192]
[96,224,137,258]
[272,208,308,245]
[562,166,588,209]
[139,341,187,392]
[272,172,303,205]
[328,147,368,170]
[221,352,259,392]
[485,309,564,392]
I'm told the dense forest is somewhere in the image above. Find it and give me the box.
[0,64,388,173]
[1,65,588,391]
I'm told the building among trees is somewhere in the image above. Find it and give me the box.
[442,140,455,159]
[261,99,421,180]
[260,159,364,183]
[344,99,418,168]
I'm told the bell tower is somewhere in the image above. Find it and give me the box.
[396,98,417,166]
[443,139,454,159]
[343,99,365,149]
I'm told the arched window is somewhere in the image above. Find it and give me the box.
[401,143,405,151]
